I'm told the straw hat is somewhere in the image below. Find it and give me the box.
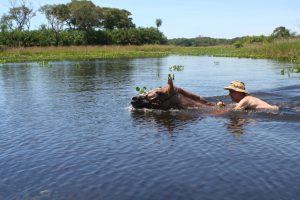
[224,80,249,94]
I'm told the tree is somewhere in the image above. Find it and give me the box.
[0,15,12,31]
[101,7,135,30]
[271,26,292,38]
[155,18,162,29]
[67,0,99,31]
[40,4,70,45]
[40,4,69,31]
[1,0,36,31]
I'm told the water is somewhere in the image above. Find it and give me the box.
[0,56,299,200]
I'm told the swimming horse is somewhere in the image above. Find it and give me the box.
[131,78,215,110]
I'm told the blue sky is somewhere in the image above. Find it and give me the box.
[0,0,299,39]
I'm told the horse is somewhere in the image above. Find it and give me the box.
[131,79,215,110]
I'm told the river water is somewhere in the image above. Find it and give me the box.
[0,56,299,200]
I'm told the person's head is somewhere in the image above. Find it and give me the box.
[224,80,248,103]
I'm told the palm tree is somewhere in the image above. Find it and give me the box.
[155,18,162,29]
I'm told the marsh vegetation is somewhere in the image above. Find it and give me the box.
[1,38,300,64]
[0,0,299,68]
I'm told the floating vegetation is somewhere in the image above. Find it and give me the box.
[0,38,300,64]
[38,61,52,67]
[74,63,81,68]
[0,59,6,65]
[25,63,32,68]
[134,65,184,95]
[135,86,148,95]
[281,65,300,77]
[168,65,184,81]
[294,65,300,73]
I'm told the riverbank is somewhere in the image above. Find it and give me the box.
[1,38,300,63]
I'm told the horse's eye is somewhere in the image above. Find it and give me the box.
[156,91,166,97]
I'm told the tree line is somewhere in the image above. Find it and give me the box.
[0,0,297,48]
[169,26,299,47]
[0,0,167,46]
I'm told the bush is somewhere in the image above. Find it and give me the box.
[0,28,167,46]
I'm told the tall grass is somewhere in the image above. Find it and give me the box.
[1,38,300,63]
[170,38,300,63]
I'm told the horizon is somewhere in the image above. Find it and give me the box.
[0,0,299,39]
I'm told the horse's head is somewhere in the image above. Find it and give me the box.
[131,79,214,110]
[131,79,179,110]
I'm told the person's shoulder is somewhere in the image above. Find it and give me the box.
[243,95,260,103]
[239,95,253,103]
[245,95,268,104]
[243,95,254,100]
[234,96,250,110]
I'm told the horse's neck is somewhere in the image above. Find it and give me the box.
[175,87,214,106]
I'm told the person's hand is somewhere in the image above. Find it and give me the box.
[216,101,226,107]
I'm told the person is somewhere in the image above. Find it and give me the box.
[223,80,279,111]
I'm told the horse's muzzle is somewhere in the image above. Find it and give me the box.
[131,95,151,109]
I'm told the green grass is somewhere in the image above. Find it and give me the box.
[169,38,300,63]
[1,38,300,63]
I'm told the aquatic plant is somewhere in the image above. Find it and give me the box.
[74,63,81,68]
[168,65,184,81]
[281,65,300,76]
[25,63,32,68]
[134,65,184,95]
[38,60,52,67]
[135,86,148,95]
[0,38,300,63]
[0,59,6,65]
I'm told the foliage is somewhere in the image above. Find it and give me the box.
[0,0,167,46]
[168,36,231,47]
[1,38,300,63]
[107,27,167,45]
[0,59,6,65]
[39,4,71,45]
[101,7,135,30]
[135,86,148,95]
[0,0,36,31]
[134,64,184,95]
[233,41,243,48]
[155,19,162,29]
[281,65,300,76]
[168,38,193,46]
[232,35,273,45]
[168,65,184,81]
[0,27,167,47]
[271,26,293,39]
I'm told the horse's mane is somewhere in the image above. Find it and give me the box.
[174,86,214,106]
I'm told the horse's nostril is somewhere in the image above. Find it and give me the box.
[132,96,138,101]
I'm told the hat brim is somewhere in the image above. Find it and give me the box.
[224,86,248,94]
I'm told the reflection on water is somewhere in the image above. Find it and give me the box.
[131,109,203,134]
[0,56,300,200]
[226,117,256,136]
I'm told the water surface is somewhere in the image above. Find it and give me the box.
[0,56,300,200]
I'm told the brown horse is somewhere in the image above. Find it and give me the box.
[131,79,215,110]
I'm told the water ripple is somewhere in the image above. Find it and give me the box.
[1,57,300,200]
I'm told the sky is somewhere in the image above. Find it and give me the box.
[0,0,299,39]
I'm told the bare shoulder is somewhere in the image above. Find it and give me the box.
[242,95,278,110]
[234,96,250,110]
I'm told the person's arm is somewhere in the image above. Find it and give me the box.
[209,99,246,115]
[233,97,248,111]
[208,108,231,115]
[208,101,232,115]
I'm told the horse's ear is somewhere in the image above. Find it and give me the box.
[167,77,174,94]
